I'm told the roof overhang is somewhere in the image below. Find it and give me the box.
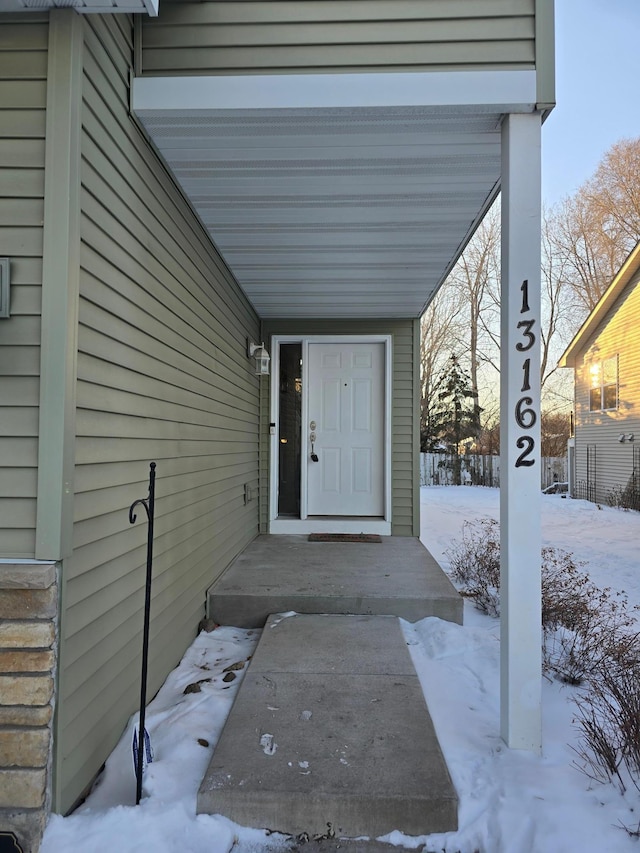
[0,0,158,13]
[558,241,640,368]
[133,69,537,319]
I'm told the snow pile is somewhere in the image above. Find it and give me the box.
[42,488,640,852]
[42,626,285,853]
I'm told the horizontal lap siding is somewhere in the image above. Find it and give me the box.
[141,0,535,75]
[0,15,47,558]
[57,15,260,812]
[574,272,640,504]
[261,319,418,536]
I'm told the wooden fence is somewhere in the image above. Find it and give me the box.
[420,453,567,489]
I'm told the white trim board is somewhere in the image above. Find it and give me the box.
[270,519,392,536]
[133,70,537,114]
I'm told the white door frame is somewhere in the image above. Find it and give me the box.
[269,334,392,535]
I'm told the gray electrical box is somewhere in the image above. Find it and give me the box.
[0,258,9,318]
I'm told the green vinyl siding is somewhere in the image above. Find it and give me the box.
[141,0,536,75]
[55,13,260,813]
[0,14,48,559]
[261,319,419,537]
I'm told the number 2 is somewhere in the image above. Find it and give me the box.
[515,436,535,467]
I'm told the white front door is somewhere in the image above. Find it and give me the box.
[307,342,384,516]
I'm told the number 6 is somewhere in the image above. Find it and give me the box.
[515,396,537,429]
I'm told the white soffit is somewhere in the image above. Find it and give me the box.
[2,0,158,13]
[134,71,536,319]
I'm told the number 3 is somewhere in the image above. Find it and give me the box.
[516,319,535,352]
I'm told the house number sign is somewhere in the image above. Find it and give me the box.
[514,278,538,468]
[0,831,24,853]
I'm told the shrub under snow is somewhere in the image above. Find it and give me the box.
[446,515,640,831]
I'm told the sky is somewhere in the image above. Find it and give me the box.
[542,0,640,206]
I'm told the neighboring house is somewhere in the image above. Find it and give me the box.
[0,1,555,847]
[560,242,640,508]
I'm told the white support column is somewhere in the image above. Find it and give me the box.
[500,112,542,752]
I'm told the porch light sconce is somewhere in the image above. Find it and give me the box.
[628,434,635,442]
[247,340,270,376]
[0,258,10,319]
[618,434,626,443]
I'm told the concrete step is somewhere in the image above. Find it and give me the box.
[207,536,462,628]
[197,613,458,839]
[242,840,419,853]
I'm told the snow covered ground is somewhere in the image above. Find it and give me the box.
[42,487,640,853]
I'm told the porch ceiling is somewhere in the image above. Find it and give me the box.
[134,75,528,319]
[1,0,158,13]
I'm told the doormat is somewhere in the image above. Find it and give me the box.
[308,533,382,543]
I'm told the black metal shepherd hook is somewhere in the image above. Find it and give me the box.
[128,461,156,805]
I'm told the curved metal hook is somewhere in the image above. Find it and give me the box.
[129,498,150,525]
[129,462,157,526]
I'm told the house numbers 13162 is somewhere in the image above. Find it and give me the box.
[514,279,538,468]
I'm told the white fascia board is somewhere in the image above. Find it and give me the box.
[133,70,536,114]
[1,0,156,8]
[74,0,158,13]
[558,243,640,368]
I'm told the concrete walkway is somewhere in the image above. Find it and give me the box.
[207,536,462,628]
[197,613,458,838]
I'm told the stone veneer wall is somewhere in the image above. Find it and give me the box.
[0,562,58,853]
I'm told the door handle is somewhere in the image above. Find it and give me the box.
[310,433,319,462]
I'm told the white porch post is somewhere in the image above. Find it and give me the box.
[500,112,542,752]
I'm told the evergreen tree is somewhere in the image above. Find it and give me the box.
[424,355,482,484]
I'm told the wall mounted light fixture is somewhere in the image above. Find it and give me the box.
[0,258,10,319]
[618,434,626,443]
[247,340,270,376]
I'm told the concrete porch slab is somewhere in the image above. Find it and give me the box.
[197,614,458,838]
[207,536,462,628]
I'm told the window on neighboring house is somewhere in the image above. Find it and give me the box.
[589,355,618,411]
